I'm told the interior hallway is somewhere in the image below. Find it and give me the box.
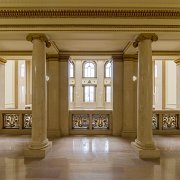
[0,135,180,180]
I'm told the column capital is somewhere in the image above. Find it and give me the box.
[0,57,7,64]
[174,58,180,65]
[26,33,51,48]
[133,33,158,48]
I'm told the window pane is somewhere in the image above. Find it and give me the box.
[106,86,111,102]
[84,86,95,102]
[69,62,74,78]
[20,63,25,77]
[84,62,96,77]
[69,86,74,102]
[105,62,112,78]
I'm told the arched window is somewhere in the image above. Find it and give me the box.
[105,61,112,78]
[83,61,96,77]
[69,61,75,78]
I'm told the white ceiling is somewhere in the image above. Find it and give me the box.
[0,31,180,55]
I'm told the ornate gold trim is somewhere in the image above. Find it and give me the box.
[0,8,180,19]
[0,57,7,63]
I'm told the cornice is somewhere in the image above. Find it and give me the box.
[0,8,180,19]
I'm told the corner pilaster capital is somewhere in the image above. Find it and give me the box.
[174,58,180,65]
[123,54,138,62]
[112,54,123,62]
[0,57,7,64]
[59,54,70,62]
[26,33,51,48]
[133,33,158,48]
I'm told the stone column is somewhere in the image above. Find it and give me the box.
[131,33,160,159]
[24,33,52,158]
[174,59,180,109]
[122,55,137,138]
[0,58,7,109]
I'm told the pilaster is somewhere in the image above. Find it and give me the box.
[174,58,180,109]
[122,54,137,138]
[112,55,123,136]
[46,55,61,137]
[59,54,70,136]
[0,58,7,109]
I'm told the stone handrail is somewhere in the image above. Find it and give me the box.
[152,109,180,134]
[0,109,32,134]
[69,109,112,135]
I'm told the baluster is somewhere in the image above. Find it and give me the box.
[19,113,23,130]
[0,112,2,130]
[159,113,163,131]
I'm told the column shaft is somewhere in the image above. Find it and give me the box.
[25,33,52,158]
[136,39,154,146]
[131,33,160,159]
[30,38,48,147]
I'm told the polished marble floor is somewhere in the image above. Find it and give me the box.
[0,135,180,180]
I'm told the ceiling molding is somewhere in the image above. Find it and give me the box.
[152,51,180,56]
[1,24,180,32]
[0,8,180,19]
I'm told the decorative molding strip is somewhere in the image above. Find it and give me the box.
[0,8,180,19]
[1,24,180,32]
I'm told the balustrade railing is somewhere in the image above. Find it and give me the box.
[152,110,180,134]
[0,109,32,134]
[1,109,180,135]
[69,110,112,135]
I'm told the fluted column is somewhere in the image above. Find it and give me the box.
[24,33,52,158]
[174,59,180,109]
[131,33,160,159]
[0,58,7,109]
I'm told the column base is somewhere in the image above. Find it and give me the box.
[131,142,160,159]
[24,141,52,158]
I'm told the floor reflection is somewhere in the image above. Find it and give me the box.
[0,135,180,180]
[73,137,109,153]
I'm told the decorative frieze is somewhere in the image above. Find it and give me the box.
[0,8,180,19]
